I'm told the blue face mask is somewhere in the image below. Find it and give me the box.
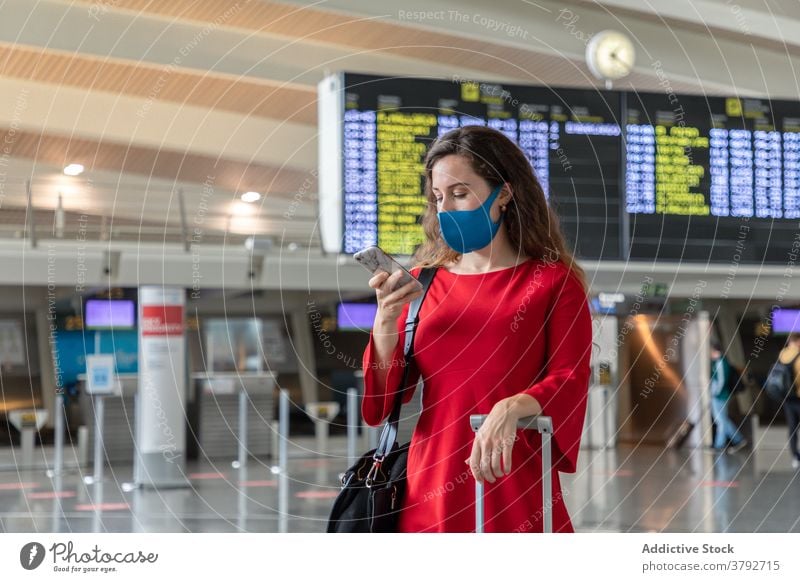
[437,184,504,254]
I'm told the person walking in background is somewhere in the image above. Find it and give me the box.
[710,340,748,453]
[777,333,800,469]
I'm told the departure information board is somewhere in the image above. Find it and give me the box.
[320,72,622,259]
[318,73,800,264]
[626,92,800,262]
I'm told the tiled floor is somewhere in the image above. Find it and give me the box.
[1,439,799,533]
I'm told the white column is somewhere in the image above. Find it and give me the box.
[683,310,712,449]
[135,286,189,488]
[34,294,58,429]
[289,308,319,406]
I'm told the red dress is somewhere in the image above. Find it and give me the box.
[361,258,592,533]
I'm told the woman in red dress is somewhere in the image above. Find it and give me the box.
[362,125,592,533]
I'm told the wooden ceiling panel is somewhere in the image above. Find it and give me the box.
[62,0,706,93]
[0,43,317,124]
[0,128,316,196]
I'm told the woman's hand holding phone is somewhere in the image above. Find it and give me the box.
[369,269,424,325]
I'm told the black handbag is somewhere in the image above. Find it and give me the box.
[327,267,437,533]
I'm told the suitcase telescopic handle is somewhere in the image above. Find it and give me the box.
[469,414,553,534]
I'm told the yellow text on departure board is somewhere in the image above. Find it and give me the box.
[376,111,437,255]
[654,125,710,215]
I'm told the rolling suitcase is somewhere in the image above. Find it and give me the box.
[469,414,553,533]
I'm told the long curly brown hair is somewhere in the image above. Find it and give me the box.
[412,125,587,291]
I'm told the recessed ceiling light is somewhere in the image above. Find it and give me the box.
[63,163,84,176]
[240,191,261,203]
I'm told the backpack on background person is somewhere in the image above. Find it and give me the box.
[763,354,800,403]
[727,363,752,396]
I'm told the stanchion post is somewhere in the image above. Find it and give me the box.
[346,388,358,466]
[52,393,65,476]
[278,389,289,533]
[90,395,105,484]
[235,389,248,469]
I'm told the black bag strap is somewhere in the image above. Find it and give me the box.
[372,266,437,462]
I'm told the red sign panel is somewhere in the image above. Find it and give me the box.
[140,305,184,336]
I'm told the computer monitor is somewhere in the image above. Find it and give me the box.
[772,308,800,334]
[84,299,136,329]
[337,302,377,331]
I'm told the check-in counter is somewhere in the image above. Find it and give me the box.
[77,373,138,463]
[78,371,276,464]
[191,372,276,460]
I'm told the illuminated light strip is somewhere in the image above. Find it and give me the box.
[295,490,339,499]
[592,469,634,477]
[189,472,228,480]
[74,502,131,511]
[26,491,76,499]
[299,459,331,468]
[0,482,39,490]
[601,469,634,477]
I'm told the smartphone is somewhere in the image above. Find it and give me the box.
[353,246,423,292]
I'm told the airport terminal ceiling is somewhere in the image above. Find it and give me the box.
[3,0,800,271]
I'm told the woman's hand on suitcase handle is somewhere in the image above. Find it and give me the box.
[466,398,520,483]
